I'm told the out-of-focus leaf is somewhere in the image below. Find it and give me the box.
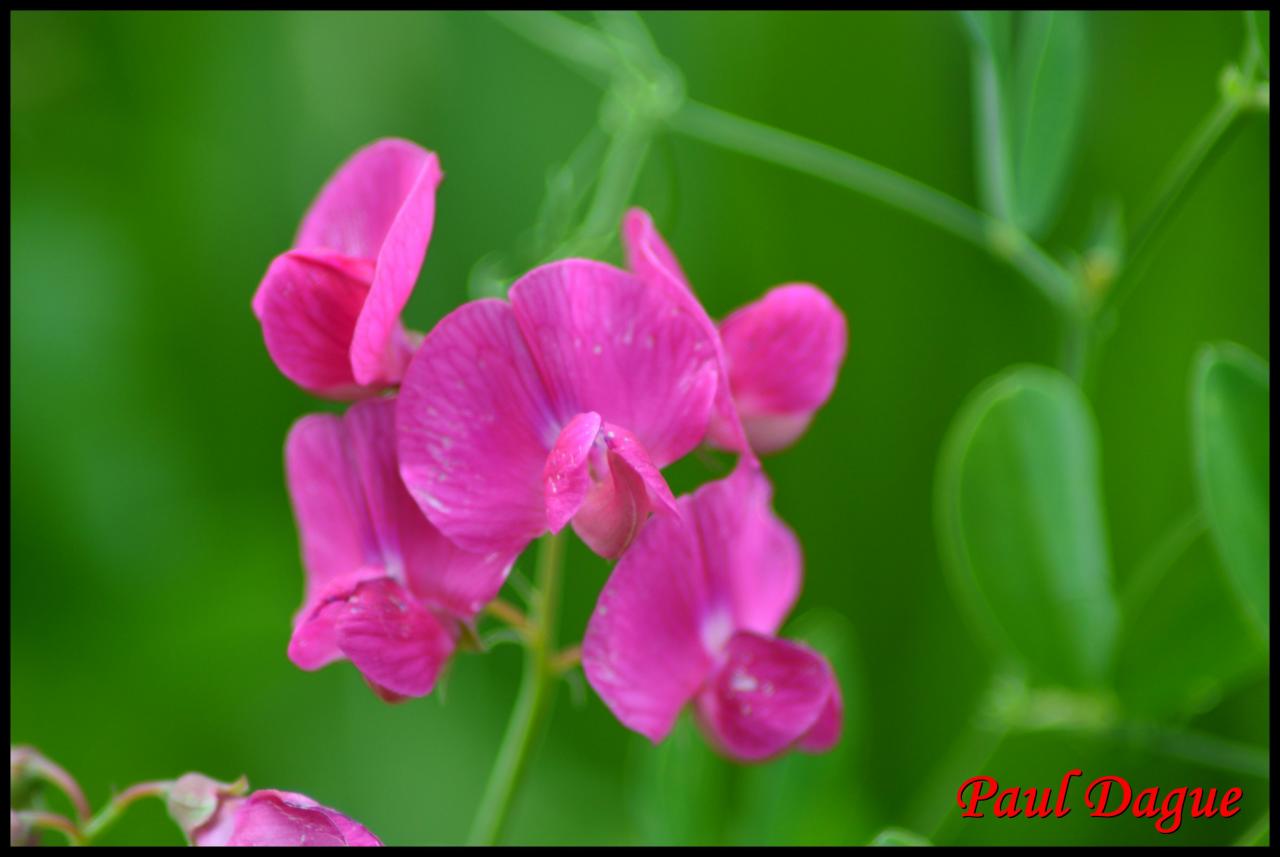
[935,365,1118,688]
[626,712,728,845]
[730,609,872,846]
[1009,11,1088,237]
[1191,342,1270,639]
[1248,11,1270,76]
[871,828,932,846]
[1116,523,1266,719]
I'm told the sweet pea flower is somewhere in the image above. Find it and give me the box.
[582,464,842,761]
[397,259,719,559]
[167,773,381,847]
[285,397,512,700]
[622,209,847,455]
[253,139,442,398]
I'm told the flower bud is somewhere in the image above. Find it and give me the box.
[165,772,249,845]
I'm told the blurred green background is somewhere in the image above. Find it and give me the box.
[10,11,1269,846]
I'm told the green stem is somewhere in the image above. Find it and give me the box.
[558,113,654,258]
[80,780,170,844]
[1101,97,1245,318]
[669,99,1078,313]
[467,531,566,846]
[1059,307,1093,387]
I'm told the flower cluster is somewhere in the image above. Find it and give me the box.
[254,138,848,763]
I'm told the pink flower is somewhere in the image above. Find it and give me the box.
[622,209,847,455]
[168,774,381,847]
[396,259,719,559]
[284,397,512,700]
[582,464,842,762]
[253,139,442,398]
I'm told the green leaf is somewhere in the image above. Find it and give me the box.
[936,365,1118,687]
[1116,519,1266,719]
[871,828,932,846]
[730,609,873,845]
[626,712,729,845]
[1191,342,1270,639]
[1009,12,1088,237]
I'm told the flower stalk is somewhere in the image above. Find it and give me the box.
[467,530,567,846]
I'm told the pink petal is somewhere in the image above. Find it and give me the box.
[570,422,677,559]
[694,632,837,762]
[398,299,558,556]
[543,411,602,533]
[621,207,693,296]
[344,397,513,618]
[621,208,756,459]
[544,415,678,559]
[225,790,381,847]
[718,284,847,454]
[508,258,718,467]
[798,677,844,753]
[582,505,714,743]
[333,578,455,699]
[284,413,381,602]
[294,139,442,388]
[253,251,376,398]
[689,463,801,637]
[287,568,384,671]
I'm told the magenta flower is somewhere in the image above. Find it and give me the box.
[168,775,380,847]
[253,139,442,398]
[396,259,719,559]
[284,397,511,700]
[622,209,848,454]
[582,464,842,761]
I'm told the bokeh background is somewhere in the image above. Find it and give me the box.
[10,11,1269,846]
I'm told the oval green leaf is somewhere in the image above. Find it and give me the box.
[1010,11,1088,237]
[1116,518,1266,719]
[936,364,1118,687]
[1191,342,1270,639]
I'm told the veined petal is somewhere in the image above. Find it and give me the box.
[345,397,513,618]
[225,790,381,847]
[621,207,693,296]
[719,284,847,454]
[287,568,384,671]
[621,208,756,459]
[294,140,441,389]
[398,299,557,556]
[509,258,718,467]
[570,422,677,559]
[694,632,837,762]
[284,414,381,600]
[690,463,801,637]
[583,505,713,743]
[335,578,455,699]
[544,412,602,534]
[253,251,376,398]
